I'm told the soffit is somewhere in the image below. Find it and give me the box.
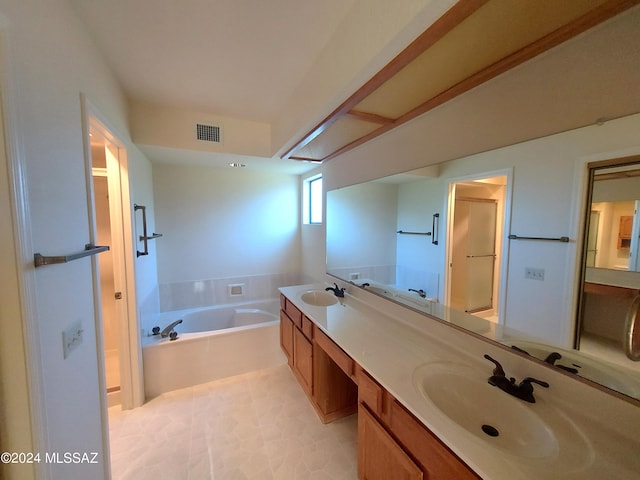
[283,0,637,164]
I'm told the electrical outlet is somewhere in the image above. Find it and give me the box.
[349,272,360,280]
[525,267,545,281]
[62,322,84,359]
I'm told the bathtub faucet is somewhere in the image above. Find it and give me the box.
[160,319,183,339]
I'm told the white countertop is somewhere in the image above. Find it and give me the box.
[280,283,640,480]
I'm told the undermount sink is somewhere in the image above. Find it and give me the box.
[413,362,593,468]
[301,290,338,306]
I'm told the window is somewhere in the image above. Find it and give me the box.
[304,175,323,224]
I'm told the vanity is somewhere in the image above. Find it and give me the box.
[279,283,640,480]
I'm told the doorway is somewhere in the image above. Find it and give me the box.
[82,98,144,412]
[446,174,509,323]
[576,157,640,367]
[91,140,123,405]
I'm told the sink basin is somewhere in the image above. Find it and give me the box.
[413,362,594,471]
[301,290,338,306]
[414,364,558,459]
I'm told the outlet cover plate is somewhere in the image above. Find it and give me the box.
[62,322,84,359]
[525,267,545,281]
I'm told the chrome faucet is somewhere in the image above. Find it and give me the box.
[484,354,548,403]
[408,288,426,298]
[325,283,345,297]
[160,319,183,339]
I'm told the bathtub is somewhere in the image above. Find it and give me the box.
[142,299,286,398]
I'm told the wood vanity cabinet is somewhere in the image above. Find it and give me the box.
[356,365,479,480]
[279,295,313,394]
[359,404,423,480]
[279,310,294,367]
[279,294,357,422]
[313,328,358,422]
[280,294,479,480]
[293,320,313,392]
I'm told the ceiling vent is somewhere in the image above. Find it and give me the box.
[196,123,222,143]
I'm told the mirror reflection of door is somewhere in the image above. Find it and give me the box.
[585,211,600,267]
[451,198,497,313]
[577,157,640,369]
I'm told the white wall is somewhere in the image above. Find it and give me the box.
[326,181,398,282]
[0,1,156,478]
[153,163,300,285]
[396,178,444,297]
[129,145,160,319]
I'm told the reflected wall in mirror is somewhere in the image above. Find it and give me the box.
[326,166,442,306]
[326,113,640,401]
[577,158,640,373]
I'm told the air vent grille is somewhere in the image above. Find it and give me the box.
[196,123,221,143]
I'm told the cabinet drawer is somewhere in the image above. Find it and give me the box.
[314,328,354,378]
[389,399,479,479]
[356,365,384,416]
[302,315,314,340]
[284,298,302,328]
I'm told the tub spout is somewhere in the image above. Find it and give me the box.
[160,319,183,338]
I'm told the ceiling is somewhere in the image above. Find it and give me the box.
[70,0,356,123]
[72,0,640,175]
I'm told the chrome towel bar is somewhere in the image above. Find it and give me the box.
[508,234,570,243]
[134,204,163,257]
[34,244,109,268]
[397,213,439,245]
[397,230,431,236]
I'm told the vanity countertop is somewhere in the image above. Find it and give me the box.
[280,283,640,480]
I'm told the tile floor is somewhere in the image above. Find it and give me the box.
[108,364,359,479]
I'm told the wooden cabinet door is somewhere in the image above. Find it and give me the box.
[293,327,313,393]
[358,404,422,480]
[280,311,294,366]
[388,399,479,480]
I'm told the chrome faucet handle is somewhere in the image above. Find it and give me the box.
[484,354,506,377]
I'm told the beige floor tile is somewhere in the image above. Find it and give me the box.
[109,364,358,479]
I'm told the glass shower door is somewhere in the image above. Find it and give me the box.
[465,200,497,312]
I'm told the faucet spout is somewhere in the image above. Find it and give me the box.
[325,283,345,297]
[484,354,549,403]
[160,319,183,338]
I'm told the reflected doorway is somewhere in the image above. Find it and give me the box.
[576,157,640,368]
[446,175,508,323]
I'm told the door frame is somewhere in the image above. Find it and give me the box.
[80,95,144,413]
[444,169,513,324]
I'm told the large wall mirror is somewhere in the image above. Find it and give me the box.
[326,116,640,402]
